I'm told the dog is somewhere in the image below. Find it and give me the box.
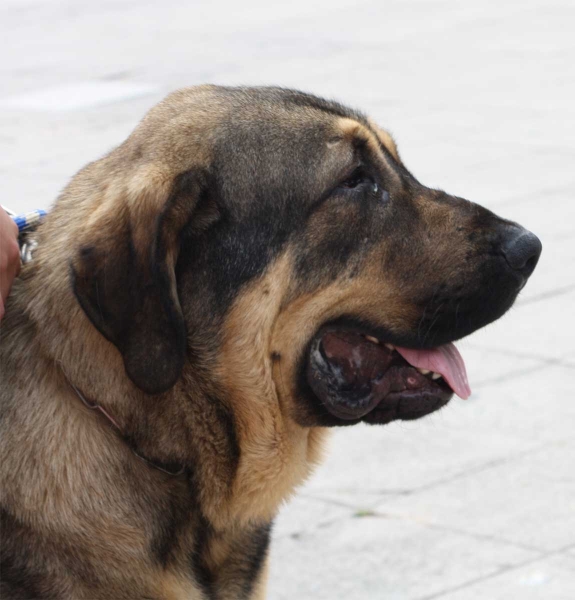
[0,85,541,599]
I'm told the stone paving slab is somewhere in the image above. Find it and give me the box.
[272,495,355,540]
[268,511,538,600]
[371,441,575,552]
[428,551,575,600]
[469,292,575,363]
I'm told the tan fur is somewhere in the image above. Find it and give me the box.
[338,117,402,183]
[0,106,398,597]
[158,572,204,600]
[250,557,270,600]
[215,252,329,527]
[1,107,396,593]
[2,87,356,597]
[367,117,401,161]
[3,85,508,599]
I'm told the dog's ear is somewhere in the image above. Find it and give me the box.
[71,169,209,395]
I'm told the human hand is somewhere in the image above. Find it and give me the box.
[0,208,20,321]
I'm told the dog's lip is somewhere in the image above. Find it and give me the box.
[363,387,452,424]
[305,324,462,422]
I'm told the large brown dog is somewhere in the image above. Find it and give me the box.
[0,86,541,599]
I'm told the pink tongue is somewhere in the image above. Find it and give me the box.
[395,343,471,399]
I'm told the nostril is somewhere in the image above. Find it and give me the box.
[502,230,542,277]
[524,253,538,275]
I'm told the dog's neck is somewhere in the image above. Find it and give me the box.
[63,371,186,477]
[12,244,328,531]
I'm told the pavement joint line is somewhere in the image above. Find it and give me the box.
[300,490,413,506]
[516,283,575,306]
[298,493,382,509]
[472,363,551,388]
[364,509,549,555]
[371,441,561,502]
[274,515,353,541]
[297,441,559,518]
[414,542,575,600]
[275,500,550,555]
[464,342,575,369]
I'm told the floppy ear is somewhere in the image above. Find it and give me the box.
[71,170,207,394]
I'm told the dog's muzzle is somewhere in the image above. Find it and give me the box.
[306,327,469,425]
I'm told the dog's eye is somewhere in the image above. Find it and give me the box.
[338,168,388,201]
[340,168,371,189]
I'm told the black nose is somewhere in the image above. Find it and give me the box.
[501,227,542,278]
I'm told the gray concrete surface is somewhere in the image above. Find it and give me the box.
[2,0,574,597]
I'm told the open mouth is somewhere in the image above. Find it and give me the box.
[306,325,471,425]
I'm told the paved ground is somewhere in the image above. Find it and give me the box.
[2,0,574,598]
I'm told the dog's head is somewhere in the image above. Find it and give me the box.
[69,85,541,428]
